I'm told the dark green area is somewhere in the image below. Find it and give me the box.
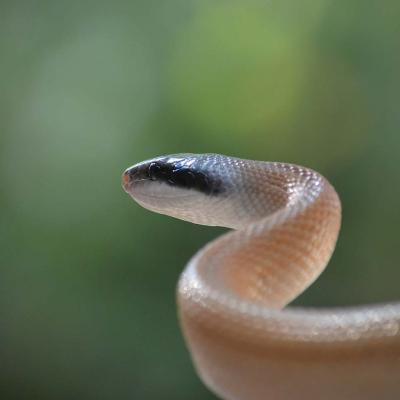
[1,1,399,398]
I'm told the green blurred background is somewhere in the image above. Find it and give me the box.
[1,1,399,399]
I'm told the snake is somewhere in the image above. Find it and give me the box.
[122,153,400,400]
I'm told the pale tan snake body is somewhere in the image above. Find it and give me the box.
[122,154,400,400]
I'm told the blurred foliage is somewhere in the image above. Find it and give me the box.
[1,1,400,399]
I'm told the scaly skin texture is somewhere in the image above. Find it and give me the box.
[123,154,400,400]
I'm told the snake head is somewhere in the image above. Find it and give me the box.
[122,154,228,225]
[122,153,225,193]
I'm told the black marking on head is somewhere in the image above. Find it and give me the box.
[143,159,223,195]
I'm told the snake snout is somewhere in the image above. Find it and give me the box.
[122,166,138,192]
[122,162,151,194]
[122,170,131,191]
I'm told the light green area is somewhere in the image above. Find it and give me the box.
[1,1,400,398]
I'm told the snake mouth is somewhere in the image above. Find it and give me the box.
[127,187,198,201]
[121,175,148,194]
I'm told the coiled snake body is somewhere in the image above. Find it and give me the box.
[122,154,400,400]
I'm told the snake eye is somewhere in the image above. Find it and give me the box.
[148,162,162,180]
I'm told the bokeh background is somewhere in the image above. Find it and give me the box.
[1,1,400,399]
